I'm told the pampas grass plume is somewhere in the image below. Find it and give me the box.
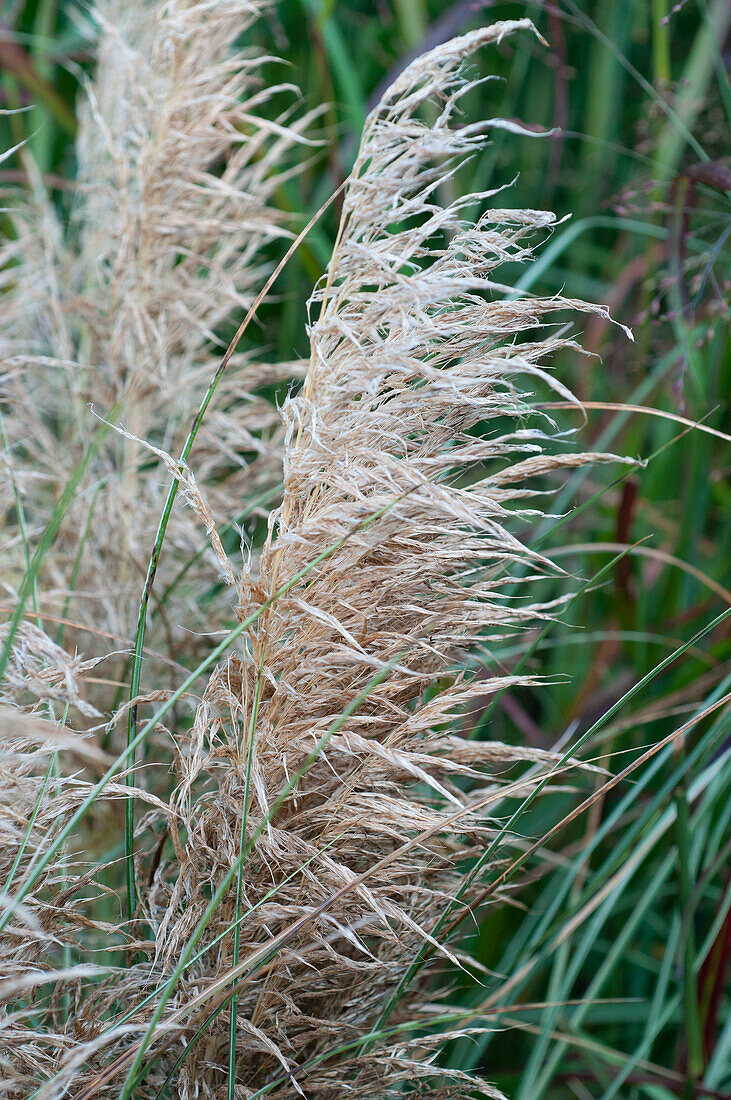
[0,11,636,1100]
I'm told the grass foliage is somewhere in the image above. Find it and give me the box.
[0,1,729,1098]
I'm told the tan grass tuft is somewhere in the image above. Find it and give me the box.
[0,0,309,671]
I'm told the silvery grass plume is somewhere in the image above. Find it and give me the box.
[0,0,310,677]
[0,16,637,1100]
[87,18,630,1100]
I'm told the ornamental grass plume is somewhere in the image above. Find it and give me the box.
[0,13,636,1100]
[0,0,310,669]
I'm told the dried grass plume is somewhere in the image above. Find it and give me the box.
[0,14,636,1100]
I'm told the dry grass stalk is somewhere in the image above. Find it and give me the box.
[0,13,636,1100]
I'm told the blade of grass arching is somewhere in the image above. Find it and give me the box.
[123,184,346,921]
[551,542,731,607]
[509,216,668,297]
[0,483,405,942]
[493,366,718,609]
[370,609,731,1044]
[466,407,724,739]
[227,651,265,1100]
[531,401,710,559]
[0,409,115,686]
[463,831,703,1073]
[493,629,706,662]
[503,335,686,571]
[510,409,726,713]
[539,401,731,445]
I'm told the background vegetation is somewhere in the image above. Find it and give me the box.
[1,1,729,1098]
